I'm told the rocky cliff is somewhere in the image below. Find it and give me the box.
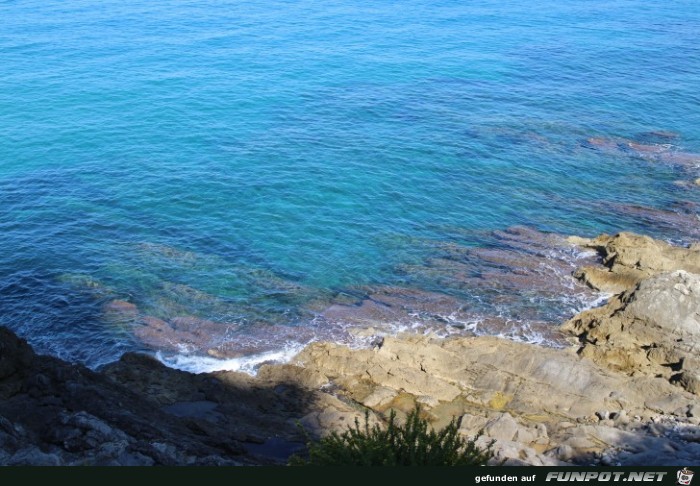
[1,232,699,466]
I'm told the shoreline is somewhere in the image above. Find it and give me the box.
[138,226,608,374]
[1,230,699,465]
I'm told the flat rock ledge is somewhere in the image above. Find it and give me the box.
[1,231,699,466]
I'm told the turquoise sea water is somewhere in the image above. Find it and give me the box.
[1,0,699,370]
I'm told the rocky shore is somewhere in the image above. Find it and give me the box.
[1,232,699,466]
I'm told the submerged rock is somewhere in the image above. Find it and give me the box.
[321,226,599,346]
[635,130,680,143]
[3,230,700,467]
[584,135,700,170]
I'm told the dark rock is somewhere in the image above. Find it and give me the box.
[688,404,700,418]
[46,411,126,452]
[0,328,35,381]
[0,415,17,437]
[0,324,359,465]
[673,372,700,396]
[161,401,223,422]
[116,452,156,466]
[7,447,62,466]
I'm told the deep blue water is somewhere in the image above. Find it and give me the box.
[1,0,699,371]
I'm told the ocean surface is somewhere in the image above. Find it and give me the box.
[1,0,699,372]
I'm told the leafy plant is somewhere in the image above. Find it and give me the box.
[290,407,493,466]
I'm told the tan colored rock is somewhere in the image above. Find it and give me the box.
[564,271,700,395]
[566,232,700,396]
[646,347,681,366]
[675,372,700,395]
[296,337,463,403]
[285,268,700,463]
[459,414,489,435]
[574,266,643,293]
[415,395,440,408]
[688,404,700,418]
[361,386,397,409]
[484,413,520,441]
[295,333,694,422]
[625,271,700,338]
[514,425,539,444]
[570,232,700,292]
[566,235,593,246]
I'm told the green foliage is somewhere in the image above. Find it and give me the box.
[290,408,493,466]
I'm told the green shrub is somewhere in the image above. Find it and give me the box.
[290,407,493,466]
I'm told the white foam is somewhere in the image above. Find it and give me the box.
[155,343,307,375]
[577,292,612,312]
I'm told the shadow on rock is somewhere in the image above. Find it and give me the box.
[0,327,365,466]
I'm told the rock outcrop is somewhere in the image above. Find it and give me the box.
[568,232,700,293]
[563,233,700,399]
[0,327,369,466]
[2,230,700,466]
[291,333,700,465]
[564,275,700,397]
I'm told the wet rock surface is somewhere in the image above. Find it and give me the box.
[125,227,602,360]
[318,226,600,346]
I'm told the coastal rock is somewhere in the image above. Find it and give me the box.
[550,444,575,462]
[566,233,700,396]
[2,313,698,467]
[3,231,700,467]
[573,266,639,294]
[0,328,34,379]
[459,414,489,435]
[674,372,700,395]
[7,447,62,466]
[301,334,688,418]
[688,404,700,418]
[0,328,270,465]
[292,330,697,466]
[625,271,700,338]
[564,271,700,395]
[361,386,398,409]
[483,413,520,442]
[569,232,700,292]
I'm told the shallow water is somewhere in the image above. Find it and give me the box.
[1,0,699,371]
